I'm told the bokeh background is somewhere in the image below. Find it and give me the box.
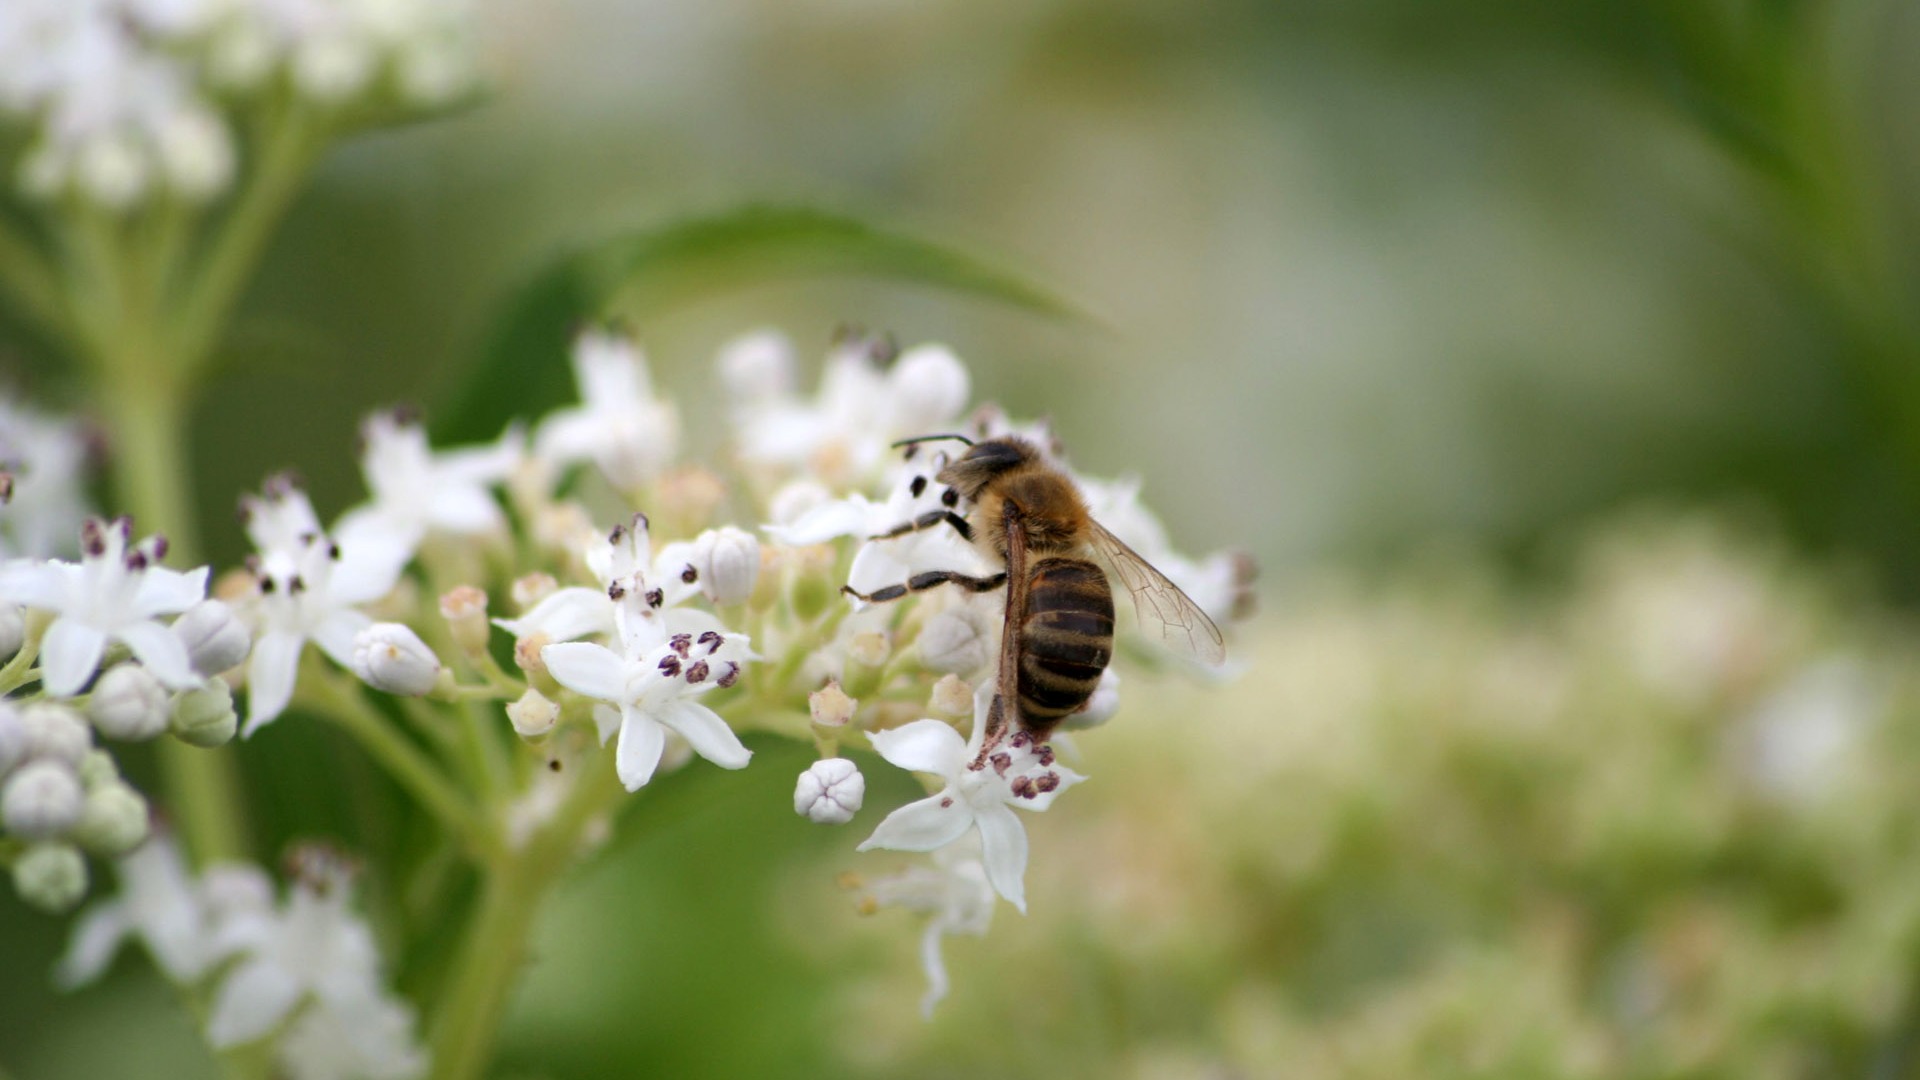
[7,0,1920,1076]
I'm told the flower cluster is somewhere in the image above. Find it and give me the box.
[0,0,474,207]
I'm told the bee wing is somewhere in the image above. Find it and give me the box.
[1087,520,1227,666]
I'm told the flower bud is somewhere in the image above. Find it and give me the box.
[929,674,974,718]
[155,108,233,199]
[704,527,759,606]
[88,664,170,741]
[918,607,990,674]
[718,329,795,402]
[809,681,856,729]
[439,586,492,655]
[1063,668,1121,731]
[794,758,865,825]
[170,682,239,748]
[515,632,554,682]
[511,572,559,611]
[0,605,23,661]
[887,343,970,432]
[78,133,148,209]
[19,704,91,767]
[0,704,26,776]
[171,599,251,676]
[351,623,443,697]
[74,781,149,855]
[13,842,87,913]
[2,760,85,838]
[507,689,558,740]
[848,631,890,669]
[78,749,120,789]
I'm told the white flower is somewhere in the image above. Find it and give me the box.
[239,483,403,735]
[715,329,795,403]
[857,691,1084,913]
[349,623,441,697]
[543,622,754,792]
[865,836,997,1017]
[0,517,206,696]
[0,395,92,559]
[332,410,518,578]
[205,0,474,107]
[55,834,269,989]
[532,329,679,491]
[493,514,718,649]
[767,456,991,598]
[794,758,864,824]
[730,334,972,487]
[277,990,428,1080]
[205,852,402,1052]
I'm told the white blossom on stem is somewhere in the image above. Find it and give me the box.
[56,834,271,989]
[493,514,719,649]
[857,690,1084,913]
[865,836,997,1017]
[332,410,519,579]
[532,329,679,492]
[0,516,206,696]
[766,455,991,599]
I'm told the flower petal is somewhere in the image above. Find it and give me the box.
[53,900,130,990]
[312,609,373,669]
[541,642,630,702]
[614,709,666,791]
[0,558,74,610]
[973,803,1030,913]
[40,617,107,697]
[425,484,503,535]
[493,587,612,644]
[856,793,974,854]
[116,620,200,689]
[331,512,418,600]
[917,921,950,1019]
[867,719,967,778]
[131,565,208,618]
[763,495,873,545]
[206,956,304,1048]
[1020,764,1086,811]
[655,700,750,770]
[244,630,305,735]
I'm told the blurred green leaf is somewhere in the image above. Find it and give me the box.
[433,205,1086,444]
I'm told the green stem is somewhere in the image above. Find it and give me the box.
[428,753,624,1080]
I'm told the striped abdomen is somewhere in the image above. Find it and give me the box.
[1016,557,1115,740]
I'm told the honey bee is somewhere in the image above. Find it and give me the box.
[844,433,1226,748]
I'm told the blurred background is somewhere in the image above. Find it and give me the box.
[7,0,1920,1076]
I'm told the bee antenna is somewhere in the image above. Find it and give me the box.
[892,433,975,449]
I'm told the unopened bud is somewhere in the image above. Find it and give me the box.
[794,758,865,824]
[74,781,149,855]
[0,704,25,775]
[809,681,856,729]
[887,343,970,432]
[14,842,87,913]
[2,760,85,838]
[439,586,491,654]
[19,705,91,767]
[717,329,795,401]
[514,632,553,681]
[929,674,974,718]
[1063,668,1121,731]
[78,749,119,789]
[351,623,442,697]
[848,631,889,669]
[0,605,23,660]
[918,607,990,674]
[87,664,170,741]
[170,682,238,748]
[704,527,759,606]
[511,572,559,611]
[170,599,251,676]
[506,689,558,739]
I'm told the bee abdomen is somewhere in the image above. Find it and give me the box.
[1017,558,1115,736]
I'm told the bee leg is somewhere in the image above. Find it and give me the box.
[868,508,974,544]
[841,570,1007,605]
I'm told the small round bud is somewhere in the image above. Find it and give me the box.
[0,704,26,775]
[87,664,170,741]
[718,329,795,402]
[74,781,149,855]
[155,108,234,199]
[848,631,890,669]
[507,689,558,740]
[170,682,239,748]
[809,681,857,729]
[78,133,148,209]
[14,842,87,913]
[887,344,970,432]
[19,704,91,767]
[351,623,442,697]
[2,760,85,838]
[78,749,120,789]
[511,572,559,611]
[704,527,759,606]
[0,605,23,661]
[170,599,252,676]
[439,586,492,655]
[515,632,554,681]
[794,758,865,825]
[918,607,990,674]
[929,674,974,718]
[1063,668,1121,731]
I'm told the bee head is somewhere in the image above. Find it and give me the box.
[936,436,1036,499]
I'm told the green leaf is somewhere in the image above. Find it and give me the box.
[432,205,1086,444]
